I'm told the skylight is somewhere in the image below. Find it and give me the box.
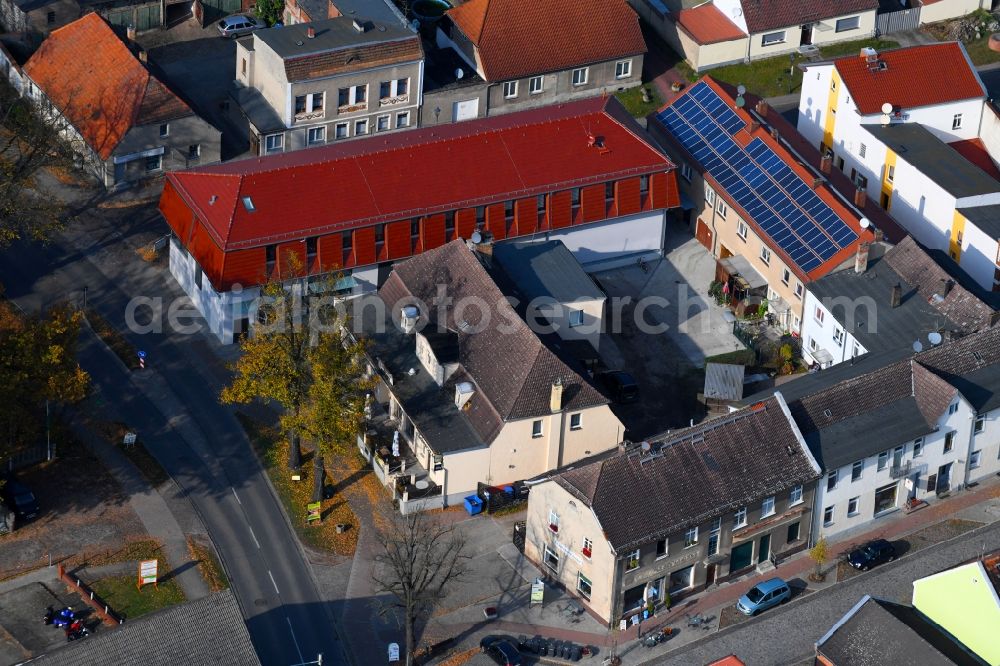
[242,196,256,212]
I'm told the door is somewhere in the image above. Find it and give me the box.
[800,24,813,45]
[730,541,753,572]
[937,463,952,493]
[706,563,716,586]
[758,534,771,563]
[695,218,713,250]
[452,99,479,122]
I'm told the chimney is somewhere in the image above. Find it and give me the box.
[770,127,779,141]
[400,306,418,334]
[942,279,954,297]
[455,382,475,410]
[820,153,832,174]
[755,99,768,116]
[811,176,824,190]
[854,241,870,274]
[307,26,316,38]
[854,187,867,208]
[127,24,136,42]
[138,50,147,64]
[890,283,902,308]
[550,377,563,413]
[750,120,761,132]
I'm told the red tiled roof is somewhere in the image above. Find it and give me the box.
[677,3,746,44]
[446,0,646,81]
[165,96,675,250]
[742,0,877,35]
[834,43,985,116]
[948,138,1000,183]
[22,13,193,160]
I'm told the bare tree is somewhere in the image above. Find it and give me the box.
[372,508,470,665]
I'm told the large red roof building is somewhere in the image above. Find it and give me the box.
[160,96,679,343]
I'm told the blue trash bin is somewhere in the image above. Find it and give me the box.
[464,495,483,515]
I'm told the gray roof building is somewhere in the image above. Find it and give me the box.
[956,204,1000,241]
[493,240,604,305]
[553,393,821,551]
[815,595,984,666]
[24,590,260,666]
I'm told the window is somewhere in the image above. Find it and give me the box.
[354,119,368,136]
[338,86,366,108]
[433,454,443,471]
[355,85,366,103]
[944,431,955,453]
[582,537,593,557]
[705,185,716,205]
[913,437,923,458]
[789,485,803,505]
[781,267,790,285]
[532,420,543,438]
[187,144,201,160]
[887,165,895,183]
[827,470,838,491]
[380,81,390,99]
[708,517,722,555]
[948,402,959,415]
[874,483,897,515]
[397,78,408,96]
[970,449,982,469]
[241,58,247,76]
[335,122,348,139]
[734,506,747,528]
[680,163,693,182]
[625,549,640,571]
[833,326,844,346]
[377,115,390,131]
[835,15,860,32]
[338,88,349,107]
[814,306,825,325]
[615,60,632,78]
[761,496,775,518]
[761,30,785,46]
[577,573,592,599]
[572,67,588,86]
[793,315,801,330]
[295,95,307,115]
[503,81,518,98]
[570,413,582,430]
[684,526,698,547]
[831,79,837,92]
[737,219,748,241]
[852,460,863,482]
[717,199,729,218]
[307,126,326,145]
[548,510,559,532]
[145,154,161,172]
[760,247,771,265]
[46,10,55,24]
[543,546,559,570]
[823,506,834,526]
[877,450,889,471]
[852,341,861,357]
[787,521,800,543]
[395,111,410,128]
[847,497,860,516]
[529,76,543,94]
[953,113,963,130]
[265,133,284,153]
[656,539,667,559]
[974,413,985,434]
[809,337,818,352]
[859,143,867,159]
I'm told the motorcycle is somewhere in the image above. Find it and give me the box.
[639,626,675,647]
[65,619,90,641]
[43,606,76,628]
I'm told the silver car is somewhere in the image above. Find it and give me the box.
[217,15,264,39]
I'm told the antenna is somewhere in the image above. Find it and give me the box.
[912,340,923,353]
[471,231,482,244]
[928,332,942,346]
[735,95,745,108]
[640,441,651,453]
[737,84,746,96]
[881,102,893,114]
[880,113,891,126]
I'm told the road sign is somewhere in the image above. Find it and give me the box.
[137,350,146,370]
[138,559,158,590]
[530,578,544,606]
[123,432,137,448]
[307,502,321,524]
[388,643,400,663]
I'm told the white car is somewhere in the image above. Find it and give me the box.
[217,15,264,39]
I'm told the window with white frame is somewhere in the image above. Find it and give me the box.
[572,67,588,86]
[847,496,860,516]
[836,16,860,32]
[543,545,559,570]
[970,449,982,468]
[625,548,640,571]
[335,122,348,139]
[708,517,722,555]
[760,246,771,265]
[827,470,838,491]
[795,282,804,300]
[761,30,785,46]
[529,76,543,94]
[852,341,861,357]
[295,92,325,115]
[809,337,818,352]
[781,268,790,285]
[582,537,593,557]
[852,460,863,481]
[717,199,729,217]
[570,413,582,430]
[814,306,825,325]
[793,315,801,330]
[684,526,698,547]
[859,143,867,158]
[615,59,632,78]
[569,310,584,327]
[953,113,963,130]
[376,115,390,132]
[974,413,985,433]
[577,573,592,599]
[337,85,366,108]
[159,123,169,138]
[734,506,747,529]
[532,420,543,438]
[379,78,409,99]
[503,81,518,98]
[823,506,834,525]
[761,496,775,518]
[913,437,923,457]
[833,326,844,346]
[265,133,284,153]
[705,185,716,205]
[887,165,895,183]
[145,154,162,172]
[548,510,559,532]
[790,485,803,505]
[948,402,959,415]
[307,126,326,145]
[354,119,368,136]
[680,163,693,182]
[877,450,889,470]
[395,111,410,128]
[737,218,748,241]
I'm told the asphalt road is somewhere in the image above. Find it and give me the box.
[0,204,347,666]
[653,520,1000,665]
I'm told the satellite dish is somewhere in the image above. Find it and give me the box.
[455,68,464,79]
[641,441,651,453]
[928,332,943,346]
[881,102,893,114]
[859,218,870,229]
[471,231,482,244]
[737,84,746,96]
[880,113,891,126]
[912,341,923,353]
[735,96,746,108]
[731,6,742,16]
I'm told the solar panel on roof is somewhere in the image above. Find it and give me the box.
[656,82,858,273]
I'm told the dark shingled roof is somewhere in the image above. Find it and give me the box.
[740,0,878,35]
[367,240,609,449]
[816,596,983,666]
[493,240,604,305]
[25,590,260,666]
[554,394,820,551]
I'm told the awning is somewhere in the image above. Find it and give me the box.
[769,295,791,314]
[718,255,767,291]
[811,347,834,365]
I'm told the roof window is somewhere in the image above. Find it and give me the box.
[242,196,256,212]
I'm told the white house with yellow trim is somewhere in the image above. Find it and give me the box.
[798,43,1000,293]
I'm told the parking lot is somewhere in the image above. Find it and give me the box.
[0,579,96,664]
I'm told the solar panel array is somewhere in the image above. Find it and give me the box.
[657,81,858,273]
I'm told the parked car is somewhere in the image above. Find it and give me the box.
[736,577,791,616]
[0,479,39,522]
[848,539,896,571]
[599,370,639,403]
[479,635,522,666]
[217,15,264,39]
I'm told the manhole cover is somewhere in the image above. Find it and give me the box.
[254,598,268,607]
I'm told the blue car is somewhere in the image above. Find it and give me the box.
[736,577,791,616]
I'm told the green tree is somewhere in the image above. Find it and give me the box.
[255,0,285,26]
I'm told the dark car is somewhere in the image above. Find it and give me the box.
[1,479,39,522]
[848,539,896,570]
[479,636,522,666]
[599,370,639,403]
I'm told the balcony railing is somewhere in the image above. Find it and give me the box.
[890,461,911,479]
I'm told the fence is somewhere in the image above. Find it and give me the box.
[5,443,48,473]
[57,563,126,625]
[875,6,921,35]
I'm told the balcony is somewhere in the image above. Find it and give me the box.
[890,461,911,479]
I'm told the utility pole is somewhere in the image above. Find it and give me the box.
[46,400,52,461]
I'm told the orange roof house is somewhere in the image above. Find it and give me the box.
[22,13,220,188]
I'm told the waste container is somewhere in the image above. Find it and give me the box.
[464,495,484,515]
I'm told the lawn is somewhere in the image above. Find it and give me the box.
[89,573,186,620]
[615,84,663,118]
[187,536,229,593]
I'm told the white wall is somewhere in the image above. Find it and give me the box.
[920,0,981,25]
[548,210,666,269]
[798,63,834,150]
[956,222,999,293]
[978,103,1000,163]
[968,407,1000,484]
[713,0,748,33]
[800,288,867,368]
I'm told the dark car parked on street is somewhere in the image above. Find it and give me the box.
[1,478,39,523]
[599,370,639,403]
[848,539,896,571]
[479,635,522,666]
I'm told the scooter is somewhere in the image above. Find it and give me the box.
[639,626,675,647]
[43,606,76,628]
[65,619,90,641]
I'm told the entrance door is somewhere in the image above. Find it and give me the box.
[695,219,713,250]
[758,534,771,563]
[730,541,753,572]
[452,99,479,122]
[801,24,813,45]
[937,463,953,494]
[706,564,716,586]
